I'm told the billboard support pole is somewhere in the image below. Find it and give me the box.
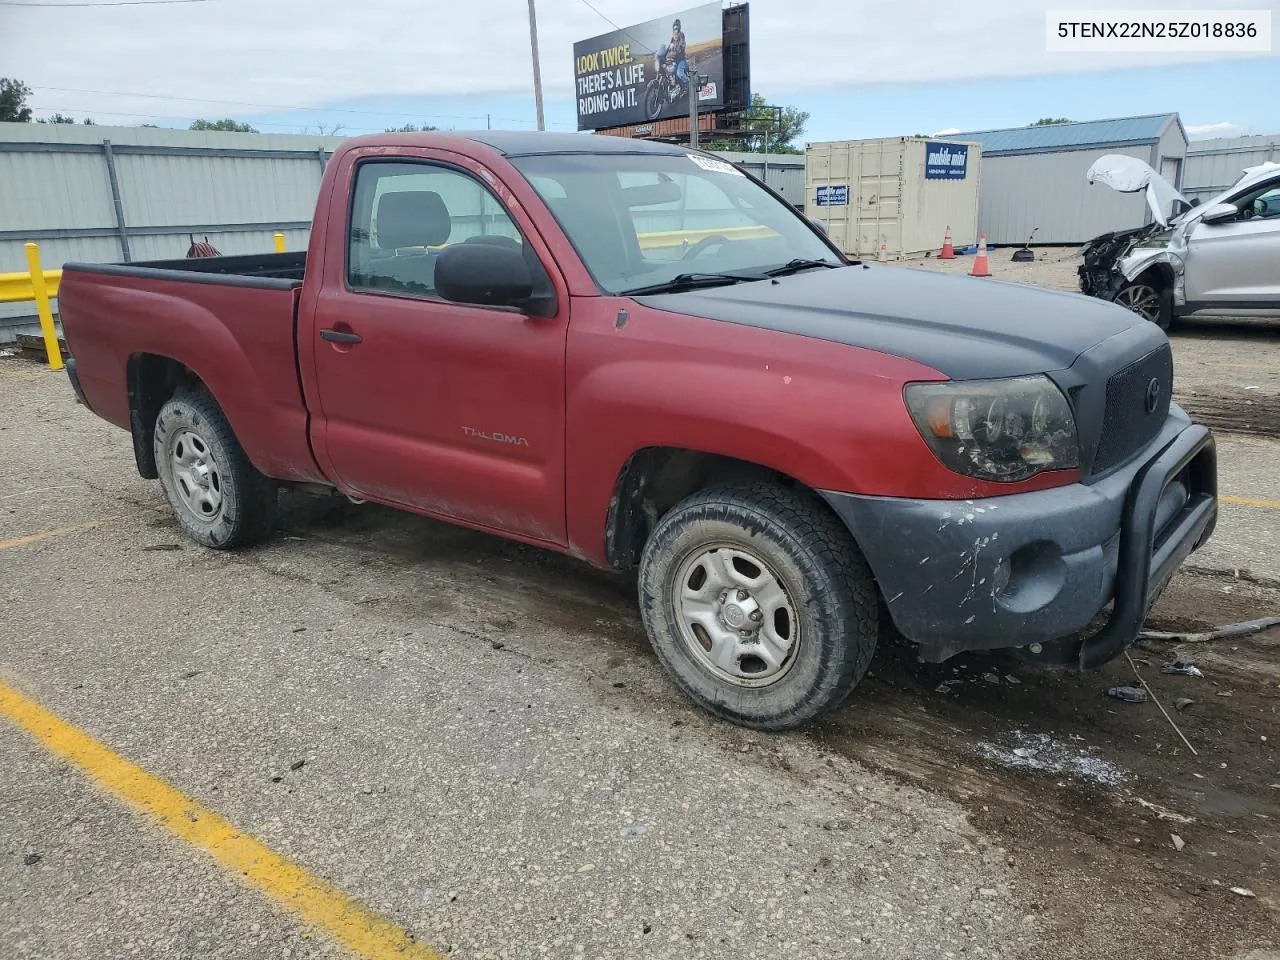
[688,71,700,149]
[527,0,546,131]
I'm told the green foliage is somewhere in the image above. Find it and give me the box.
[707,94,808,154]
[38,113,95,124]
[384,123,439,133]
[1031,117,1073,126]
[0,78,34,123]
[189,118,258,133]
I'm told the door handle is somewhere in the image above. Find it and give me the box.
[320,328,362,345]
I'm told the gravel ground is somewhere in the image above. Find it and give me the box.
[2,360,1277,960]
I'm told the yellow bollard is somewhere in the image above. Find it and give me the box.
[273,232,286,253]
[24,242,64,372]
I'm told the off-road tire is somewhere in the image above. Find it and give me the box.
[638,482,879,730]
[154,388,278,548]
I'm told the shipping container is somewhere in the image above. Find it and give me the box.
[804,137,981,260]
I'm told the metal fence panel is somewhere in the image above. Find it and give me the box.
[0,122,344,343]
[1182,134,1280,201]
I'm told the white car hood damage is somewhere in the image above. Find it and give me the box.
[1086,154,1187,227]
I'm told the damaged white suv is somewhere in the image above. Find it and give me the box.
[1079,156,1280,329]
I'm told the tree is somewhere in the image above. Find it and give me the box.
[189,118,257,133]
[707,94,808,154]
[38,113,95,124]
[384,123,439,133]
[303,122,345,136]
[1,78,34,123]
[1031,117,1072,126]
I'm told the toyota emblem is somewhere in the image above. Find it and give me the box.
[1144,377,1161,414]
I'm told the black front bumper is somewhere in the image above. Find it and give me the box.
[821,410,1217,667]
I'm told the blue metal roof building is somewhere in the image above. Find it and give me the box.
[951,113,1188,244]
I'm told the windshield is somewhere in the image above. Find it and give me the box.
[510,152,842,294]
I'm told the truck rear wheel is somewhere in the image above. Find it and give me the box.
[154,389,277,548]
[638,482,879,730]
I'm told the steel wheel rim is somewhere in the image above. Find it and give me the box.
[672,542,801,688]
[1115,284,1161,323]
[169,428,224,523]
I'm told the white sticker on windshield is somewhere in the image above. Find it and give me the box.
[687,153,745,176]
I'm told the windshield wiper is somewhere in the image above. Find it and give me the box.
[619,272,767,297]
[764,258,843,278]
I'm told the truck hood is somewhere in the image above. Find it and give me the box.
[638,264,1150,380]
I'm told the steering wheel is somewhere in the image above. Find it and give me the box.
[681,234,729,261]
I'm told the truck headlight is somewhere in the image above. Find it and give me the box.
[904,376,1079,482]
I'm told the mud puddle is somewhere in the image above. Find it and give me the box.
[810,569,1279,958]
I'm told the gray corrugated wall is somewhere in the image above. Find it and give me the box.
[0,122,345,343]
[976,146,1153,245]
[1182,135,1280,202]
[1155,119,1189,188]
[711,151,806,206]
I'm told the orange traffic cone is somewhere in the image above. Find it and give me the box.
[939,225,955,260]
[970,234,991,277]
[878,241,889,264]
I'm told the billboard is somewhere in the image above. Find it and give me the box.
[574,2,725,131]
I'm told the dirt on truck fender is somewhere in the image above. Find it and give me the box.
[56,130,1218,730]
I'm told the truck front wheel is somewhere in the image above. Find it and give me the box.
[638,483,879,730]
[153,389,278,548]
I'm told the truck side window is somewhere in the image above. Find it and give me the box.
[348,161,525,299]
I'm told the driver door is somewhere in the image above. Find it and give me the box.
[1183,177,1280,310]
[303,153,569,546]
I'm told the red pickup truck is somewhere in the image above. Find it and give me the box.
[58,132,1217,730]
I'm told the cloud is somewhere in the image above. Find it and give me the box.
[932,128,962,137]
[1185,121,1249,139]
[1,0,1271,126]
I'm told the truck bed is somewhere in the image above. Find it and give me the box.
[57,253,325,485]
[72,251,307,286]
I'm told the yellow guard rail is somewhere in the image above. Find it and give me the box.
[0,243,64,370]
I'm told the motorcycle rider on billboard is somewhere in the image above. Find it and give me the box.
[660,18,688,102]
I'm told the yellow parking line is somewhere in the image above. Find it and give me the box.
[0,680,442,960]
[1220,495,1280,511]
[0,520,108,551]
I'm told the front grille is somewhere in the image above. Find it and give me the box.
[1092,344,1173,475]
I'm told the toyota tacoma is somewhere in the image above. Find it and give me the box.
[57,132,1217,730]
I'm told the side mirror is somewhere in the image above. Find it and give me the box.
[809,216,829,235]
[435,243,533,308]
[1199,201,1239,224]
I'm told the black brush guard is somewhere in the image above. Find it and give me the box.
[1078,424,1217,669]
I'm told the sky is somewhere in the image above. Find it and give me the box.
[1,0,1278,142]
